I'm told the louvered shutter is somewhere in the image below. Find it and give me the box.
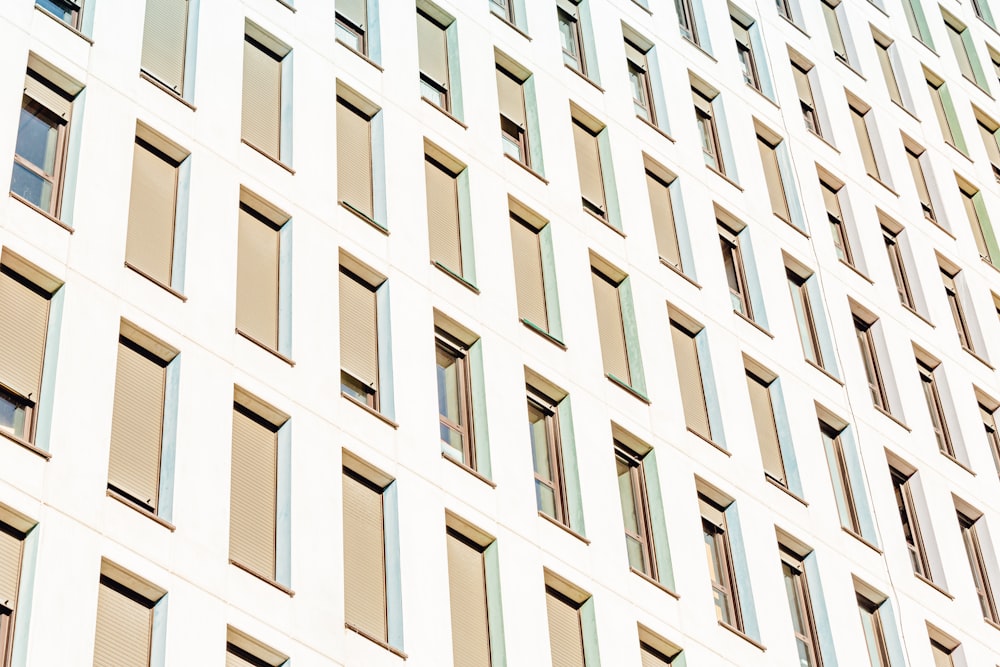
[446,532,491,667]
[24,72,72,119]
[236,208,280,349]
[108,341,166,510]
[141,0,189,92]
[229,408,277,578]
[342,471,387,640]
[337,100,374,219]
[573,121,606,215]
[0,269,50,402]
[640,643,671,667]
[92,581,152,667]
[339,270,379,392]
[509,217,547,330]
[546,588,585,667]
[670,322,710,438]
[591,270,629,383]
[417,13,449,87]
[425,158,462,273]
[746,373,784,483]
[0,526,22,609]
[757,136,790,221]
[242,38,282,158]
[496,68,526,128]
[125,140,178,285]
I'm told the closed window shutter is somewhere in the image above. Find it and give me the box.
[242,38,282,158]
[92,580,153,667]
[24,72,72,120]
[496,68,526,128]
[425,158,462,273]
[417,13,449,87]
[573,121,606,215]
[446,531,491,667]
[236,208,280,349]
[757,136,790,221]
[125,140,178,285]
[337,100,374,219]
[342,471,387,640]
[545,588,585,667]
[670,322,710,438]
[0,268,50,402]
[141,0,189,92]
[640,643,672,667]
[108,341,166,510]
[646,171,681,268]
[0,525,23,609]
[229,407,278,578]
[509,216,548,330]
[591,269,629,383]
[746,373,784,483]
[339,269,379,392]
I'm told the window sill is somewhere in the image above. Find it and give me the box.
[944,140,973,163]
[838,259,874,284]
[746,83,779,109]
[963,346,994,370]
[866,174,898,198]
[765,475,807,506]
[805,359,843,385]
[706,166,743,192]
[34,4,93,43]
[607,374,650,404]
[806,128,840,153]
[842,527,882,554]
[834,58,865,82]
[984,617,1000,633]
[637,116,674,143]
[124,262,187,301]
[335,40,384,71]
[926,217,955,240]
[629,0,653,16]
[890,99,921,123]
[582,206,625,238]
[941,451,976,476]
[734,310,773,338]
[432,261,479,293]
[441,452,496,488]
[915,573,954,600]
[681,36,716,63]
[236,329,295,366]
[778,14,809,38]
[961,74,993,99]
[340,200,388,234]
[241,140,295,174]
[106,489,175,531]
[873,405,910,432]
[342,392,399,429]
[901,304,934,328]
[718,622,765,651]
[345,624,407,659]
[522,319,566,349]
[687,427,731,457]
[0,430,51,460]
[661,259,701,288]
[490,12,531,40]
[229,560,295,597]
[564,64,605,93]
[630,568,679,600]
[9,192,73,233]
[503,153,548,184]
[538,511,590,544]
[139,71,195,110]
[274,0,296,12]
[422,97,467,129]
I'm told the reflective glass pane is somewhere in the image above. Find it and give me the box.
[529,403,552,480]
[0,394,27,439]
[16,103,59,173]
[10,162,52,210]
[536,480,556,516]
[617,458,639,533]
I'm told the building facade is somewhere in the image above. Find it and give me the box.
[2,0,1000,665]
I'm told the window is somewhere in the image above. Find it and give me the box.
[614,443,656,578]
[854,317,888,410]
[417,9,452,111]
[336,0,369,54]
[236,197,289,354]
[779,546,822,667]
[732,16,761,90]
[822,0,850,65]
[850,101,882,181]
[941,269,974,353]
[645,162,683,271]
[676,0,698,43]
[446,521,498,667]
[719,224,751,318]
[976,113,1000,182]
[229,392,289,583]
[497,65,530,166]
[11,69,76,217]
[960,182,996,264]
[873,33,904,107]
[140,0,190,94]
[758,131,791,223]
[342,467,388,642]
[490,0,516,24]
[973,0,990,22]
[337,94,378,225]
[124,126,189,290]
[572,117,608,221]
[638,626,683,665]
[991,48,1000,87]
[888,467,931,580]
[980,400,1000,477]
[944,14,984,87]
[906,145,936,222]
[92,563,166,667]
[902,0,933,45]
[883,226,914,309]
[339,264,383,410]
[509,209,557,335]
[545,577,590,667]
[929,638,956,667]
[958,510,998,622]
[242,28,290,162]
[820,420,861,534]
[558,1,586,75]
[746,369,787,486]
[776,0,795,22]
[693,88,724,174]
[528,386,568,524]
[226,627,288,667]
[787,269,823,367]
[857,593,893,667]
[0,518,26,665]
[918,359,953,457]
[36,0,84,29]
[926,75,965,151]
[625,40,656,123]
[424,149,469,279]
[791,58,822,135]
[591,262,637,388]
[670,318,712,440]
[700,494,741,629]
[436,330,475,467]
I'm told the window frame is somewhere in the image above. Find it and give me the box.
[527,388,569,526]
[854,316,889,411]
[791,59,822,136]
[822,0,851,66]
[339,266,381,411]
[941,269,974,353]
[614,442,657,580]
[693,89,724,174]
[823,181,853,264]
[11,79,72,219]
[719,224,752,318]
[849,102,882,181]
[981,401,1000,479]
[417,8,452,111]
[906,145,937,222]
[883,227,914,309]
[676,0,699,43]
[335,4,368,56]
[874,34,904,108]
[958,511,999,623]
[821,421,861,535]
[435,329,476,469]
[558,3,586,76]
[700,495,742,630]
[918,360,954,457]
[497,65,530,167]
[857,593,893,667]
[746,368,788,486]
[779,547,823,667]
[625,40,656,124]
[787,270,823,367]
[732,16,760,91]
[35,0,85,30]
[890,468,932,580]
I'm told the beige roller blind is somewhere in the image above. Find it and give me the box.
[792,64,813,104]
[875,45,902,105]
[670,321,710,439]
[342,471,387,640]
[125,140,178,285]
[108,341,166,510]
[226,649,253,667]
[339,0,367,25]
[24,71,72,119]
[92,580,152,667]
[496,68,526,127]
[979,123,1000,166]
[417,12,449,87]
[337,99,374,219]
[0,268,50,401]
[229,407,277,578]
[509,216,548,330]
[242,37,282,158]
[141,0,189,92]
[757,136,789,221]
[591,269,630,383]
[962,190,991,259]
[746,372,784,483]
[236,208,280,349]
[822,3,847,55]
[640,643,671,667]
[821,182,843,220]
[446,531,491,667]
[573,121,606,215]
[425,158,462,273]
[646,171,681,268]
[339,269,379,391]
[0,525,22,608]
[625,40,647,69]
[850,107,879,177]
[546,588,585,667]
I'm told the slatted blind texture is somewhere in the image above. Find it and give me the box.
[496,68,526,126]
[339,269,379,391]
[92,581,152,667]
[646,171,681,267]
[141,0,188,92]
[546,588,585,667]
[573,121,605,214]
[108,341,166,510]
[446,532,491,667]
[670,322,710,438]
[0,526,22,608]
[229,407,277,578]
[236,208,280,349]
[339,0,367,25]
[242,38,282,158]
[125,140,178,285]
[850,107,879,177]
[342,471,387,640]
[0,268,50,401]
[509,217,548,330]
[640,643,672,667]
[591,269,629,383]
[417,12,448,86]
[24,72,71,119]
[746,373,783,483]
[336,100,374,219]
[756,136,789,220]
[425,158,462,273]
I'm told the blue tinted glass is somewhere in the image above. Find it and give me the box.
[10,162,52,209]
[36,0,75,23]
[16,104,59,173]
